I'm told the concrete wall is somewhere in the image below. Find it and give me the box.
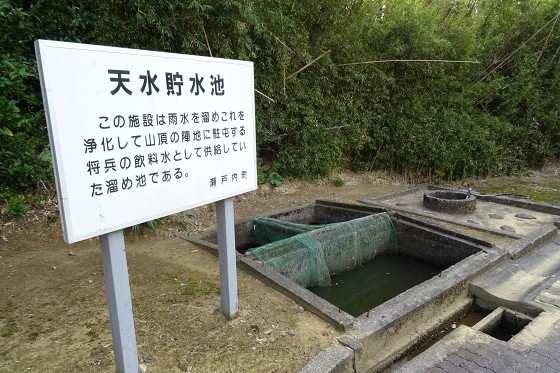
[394,218,484,267]
[352,284,472,372]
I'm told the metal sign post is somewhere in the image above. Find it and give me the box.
[99,230,139,373]
[216,198,238,319]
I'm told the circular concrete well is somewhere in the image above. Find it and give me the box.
[423,190,476,214]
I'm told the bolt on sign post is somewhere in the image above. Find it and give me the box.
[35,40,256,373]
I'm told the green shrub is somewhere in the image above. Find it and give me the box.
[2,0,559,194]
[5,194,29,217]
[331,176,346,187]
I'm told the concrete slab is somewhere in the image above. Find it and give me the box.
[535,278,560,309]
[299,344,354,373]
[360,187,560,240]
[470,232,560,313]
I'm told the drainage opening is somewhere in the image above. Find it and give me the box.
[473,307,533,342]
[397,305,489,365]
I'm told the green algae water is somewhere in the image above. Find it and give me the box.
[309,253,444,317]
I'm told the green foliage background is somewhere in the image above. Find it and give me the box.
[1,0,559,194]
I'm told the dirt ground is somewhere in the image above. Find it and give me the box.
[1,167,559,373]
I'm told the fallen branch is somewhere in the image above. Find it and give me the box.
[338,59,480,67]
[285,50,331,81]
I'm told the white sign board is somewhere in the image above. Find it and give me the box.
[36,40,257,243]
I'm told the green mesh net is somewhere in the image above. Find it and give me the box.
[245,217,322,245]
[246,213,396,288]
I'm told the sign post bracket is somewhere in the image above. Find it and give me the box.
[100,230,139,373]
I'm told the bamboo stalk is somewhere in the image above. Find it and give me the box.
[202,23,212,57]
[325,125,350,130]
[477,9,560,83]
[285,50,332,81]
[536,9,559,64]
[338,59,481,67]
[273,36,296,54]
[255,89,275,103]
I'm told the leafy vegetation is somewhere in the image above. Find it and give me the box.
[180,279,219,296]
[1,0,559,201]
[130,220,159,238]
[331,176,346,187]
[4,194,29,217]
[478,179,560,204]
